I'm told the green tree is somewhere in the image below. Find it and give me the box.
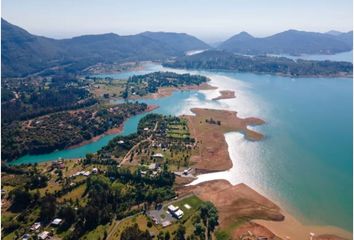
[40,195,57,223]
[175,224,186,240]
[120,223,151,240]
[164,231,171,240]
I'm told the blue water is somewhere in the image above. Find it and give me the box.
[10,64,353,232]
[222,72,353,231]
[269,50,353,63]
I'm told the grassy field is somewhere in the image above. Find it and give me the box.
[91,79,127,99]
[81,223,110,240]
[167,120,190,139]
[107,214,159,240]
[58,183,86,203]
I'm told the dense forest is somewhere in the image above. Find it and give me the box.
[123,71,208,98]
[2,102,148,162]
[163,50,353,77]
[1,75,96,123]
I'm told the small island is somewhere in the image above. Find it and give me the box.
[122,71,216,99]
[212,90,236,100]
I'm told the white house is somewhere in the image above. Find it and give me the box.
[173,209,184,219]
[51,218,63,226]
[38,231,49,240]
[30,222,41,231]
[167,204,179,213]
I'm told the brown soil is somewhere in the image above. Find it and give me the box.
[315,235,349,240]
[182,108,264,172]
[177,180,284,230]
[233,222,281,240]
[254,211,353,240]
[212,90,236,100]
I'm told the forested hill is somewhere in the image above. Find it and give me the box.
[219,30,353,55]
[163,50,353,77]
[1,19,210,77]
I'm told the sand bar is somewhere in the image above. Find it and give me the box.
[212,90,236,100]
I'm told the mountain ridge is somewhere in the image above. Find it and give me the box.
[1,19,210,77]
[219,29,353,55]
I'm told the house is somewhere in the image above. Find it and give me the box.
[118,140,124,144]
[38,231,49,240]
[51,218,63,226]
[30,222,41,231]
[82,171,90,176]
[92,168,98,174]
[72,171,91,177]
[152,153,164,158]
[173,209,184,219]
[167,204,184,219]
[167,204,179,213]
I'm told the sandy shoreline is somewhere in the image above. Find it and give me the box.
[181,107,352,239]
[67,104,159,149]
[254,211,352,239]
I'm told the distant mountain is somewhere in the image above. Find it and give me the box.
[1,19,64,77]
[326,30,344,36]
[332,31,353,47]
[1,19,210,77]
[139,31,210,54]
[219,30,353,55]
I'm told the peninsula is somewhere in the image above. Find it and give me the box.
[163,50,353,78]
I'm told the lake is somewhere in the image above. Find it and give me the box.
[11,63,353,232]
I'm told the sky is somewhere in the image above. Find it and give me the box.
[2,0,353,43]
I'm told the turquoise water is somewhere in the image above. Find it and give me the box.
[11,90,209,164]
[222,72,353,231]
[10,64,353,232]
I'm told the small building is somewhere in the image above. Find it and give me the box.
[118,140,124,144]
[152,153,164,158]
[92,168,98,174]
[144,127,149,131]
[51,218,63,226]
[30,222,41,231]
[173,209,184,219]
[38,231,49,240]
[184,204,191,210]
[167,205,179,213]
